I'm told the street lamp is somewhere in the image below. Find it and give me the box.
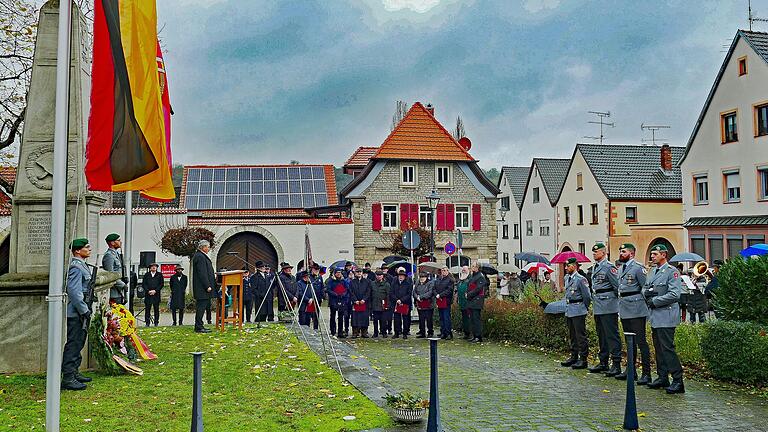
[426,190,441,258]
[498,206,509,222]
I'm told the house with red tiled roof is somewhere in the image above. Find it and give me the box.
[339,102,500,266]
[343,147,378,177]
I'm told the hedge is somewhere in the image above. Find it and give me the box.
[453,298,767,385]
[713,256,768,325]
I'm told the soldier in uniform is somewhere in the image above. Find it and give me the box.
[614,243,651,384]
[561,258,592,369]
[102,233,128,304]
[62,238,93,390]
[588,243,623,377]
[643,244,685,394]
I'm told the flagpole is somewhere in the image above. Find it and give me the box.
[124,192,133,312]
[46,1,73,430]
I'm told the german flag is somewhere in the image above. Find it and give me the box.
[85,0,174,201]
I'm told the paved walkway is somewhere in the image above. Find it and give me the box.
[335,336,768,432]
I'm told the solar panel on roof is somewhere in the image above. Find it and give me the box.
[184,166,329,210]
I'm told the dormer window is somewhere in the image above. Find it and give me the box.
[738,56,747,76]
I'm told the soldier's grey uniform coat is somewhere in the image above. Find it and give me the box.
[618,259,649,319]
[66,257,91,318]
[591,258,619,315]
[642,263,682,328]
[565,272,591,317]
[102,247,126,302]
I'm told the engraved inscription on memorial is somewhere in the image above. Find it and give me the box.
[27,215,52,254]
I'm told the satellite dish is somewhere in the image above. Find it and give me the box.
[458,136,472,151]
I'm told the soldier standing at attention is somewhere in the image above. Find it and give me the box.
[614,243,652,384]
[561,258,591,370]
[62,238,93,391]
[102,233,127,304]
[643,244,685,394]
[588,243,623,377]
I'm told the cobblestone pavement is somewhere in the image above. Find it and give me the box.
[336,335,768,432]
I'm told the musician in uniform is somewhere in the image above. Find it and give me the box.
[588,242,623,377]
[561,258,591,369]
[614,243,652,384]
[642,244,685,394]
[102,233,128,304]
[62,238,93,390]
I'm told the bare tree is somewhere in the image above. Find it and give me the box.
[0,0,93,162]
[452,115,465,141]
[390,100,409,131]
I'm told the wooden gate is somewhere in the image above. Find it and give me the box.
[216,232,278,272]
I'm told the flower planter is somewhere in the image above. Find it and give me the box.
[391,407,427,423]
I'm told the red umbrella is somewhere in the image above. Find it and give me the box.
[522,262,555,273]
[550,251,591,264]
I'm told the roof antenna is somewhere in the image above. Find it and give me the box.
[583,111,614,144]
[641,123,670,146]
[749,0,768,31]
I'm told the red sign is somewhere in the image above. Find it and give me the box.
[160,263,178,279]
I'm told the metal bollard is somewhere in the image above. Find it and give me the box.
[191,352,204,432]
[427,337,442,432]
[623,333,639,431]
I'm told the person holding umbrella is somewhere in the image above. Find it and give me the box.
[561,258,591,369]
[588,243,622,377]
[414,271,435,338]
[466,263,487,343]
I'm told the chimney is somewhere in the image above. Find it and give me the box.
[425,103,434,115]
[660,144,672,172]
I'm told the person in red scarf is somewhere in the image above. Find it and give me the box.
[326,268,350,338]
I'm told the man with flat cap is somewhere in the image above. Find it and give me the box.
[62,238,94,390]
[614,243,652,384]
[370,270,390,337]
[588,242,623,377]
[561,257,592,369]
[102,233,128,305]
[643,244,685,394]
[278,262,298,312]
[169,264,187,326]
[390,267,413,339]
[142,262,164,326]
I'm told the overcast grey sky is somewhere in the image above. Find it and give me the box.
[151,0,755,169]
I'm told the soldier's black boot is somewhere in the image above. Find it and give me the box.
[637,373,652,386]
[571,359,588,370]
[588,362,608,373]
[61,375,86,391]
[75,373,92,383]
[560,356,578,367]
[604,361,621,377]
[665,379,685,394]
[647,376,671,389]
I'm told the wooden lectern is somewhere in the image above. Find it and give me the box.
[216,270,246,331]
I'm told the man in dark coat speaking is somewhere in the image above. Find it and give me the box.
[192,240,216,333]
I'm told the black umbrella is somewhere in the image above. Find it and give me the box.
[383,255,409,265]
[514,252,551,265]
[478,263,498,275]
[330,260,356,271]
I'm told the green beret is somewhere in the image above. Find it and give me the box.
[619,243,636,251]
[592,242,606,251]
[566,257,579,265]
[105,233,120,242]
[650,244,668,252]
[71,238,89,250]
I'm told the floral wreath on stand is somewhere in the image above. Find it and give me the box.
[90,301,158,375]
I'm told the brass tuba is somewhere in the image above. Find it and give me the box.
[692,261,709,279]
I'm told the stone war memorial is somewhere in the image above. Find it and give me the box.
[0,1,115,374]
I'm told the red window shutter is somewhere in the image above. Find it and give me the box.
[436,204,446,230]
[400,204,409,230]
[410,204,419,228]
[472,204,482,231]
[372,203,382,231]
[446,204,455,231]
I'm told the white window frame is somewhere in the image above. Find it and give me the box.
[435,164,451,187]
[455,204,471,230]
[694,174,709,205]
[419,205,432,228]
[502,224,509,239]
[626,206,637,222]
[400,163,416,186]
[382,204,398,230]
[723,170,741,203]
[539,219,550,236]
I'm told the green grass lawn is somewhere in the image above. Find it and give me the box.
[0,325,392,431]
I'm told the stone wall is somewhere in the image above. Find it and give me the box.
[352,161,497,266]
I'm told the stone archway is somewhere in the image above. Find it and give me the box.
[213,225,284,271]
[645,237,677,264]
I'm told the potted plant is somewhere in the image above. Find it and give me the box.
[383,392,429,423]
[277,310,294,323]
